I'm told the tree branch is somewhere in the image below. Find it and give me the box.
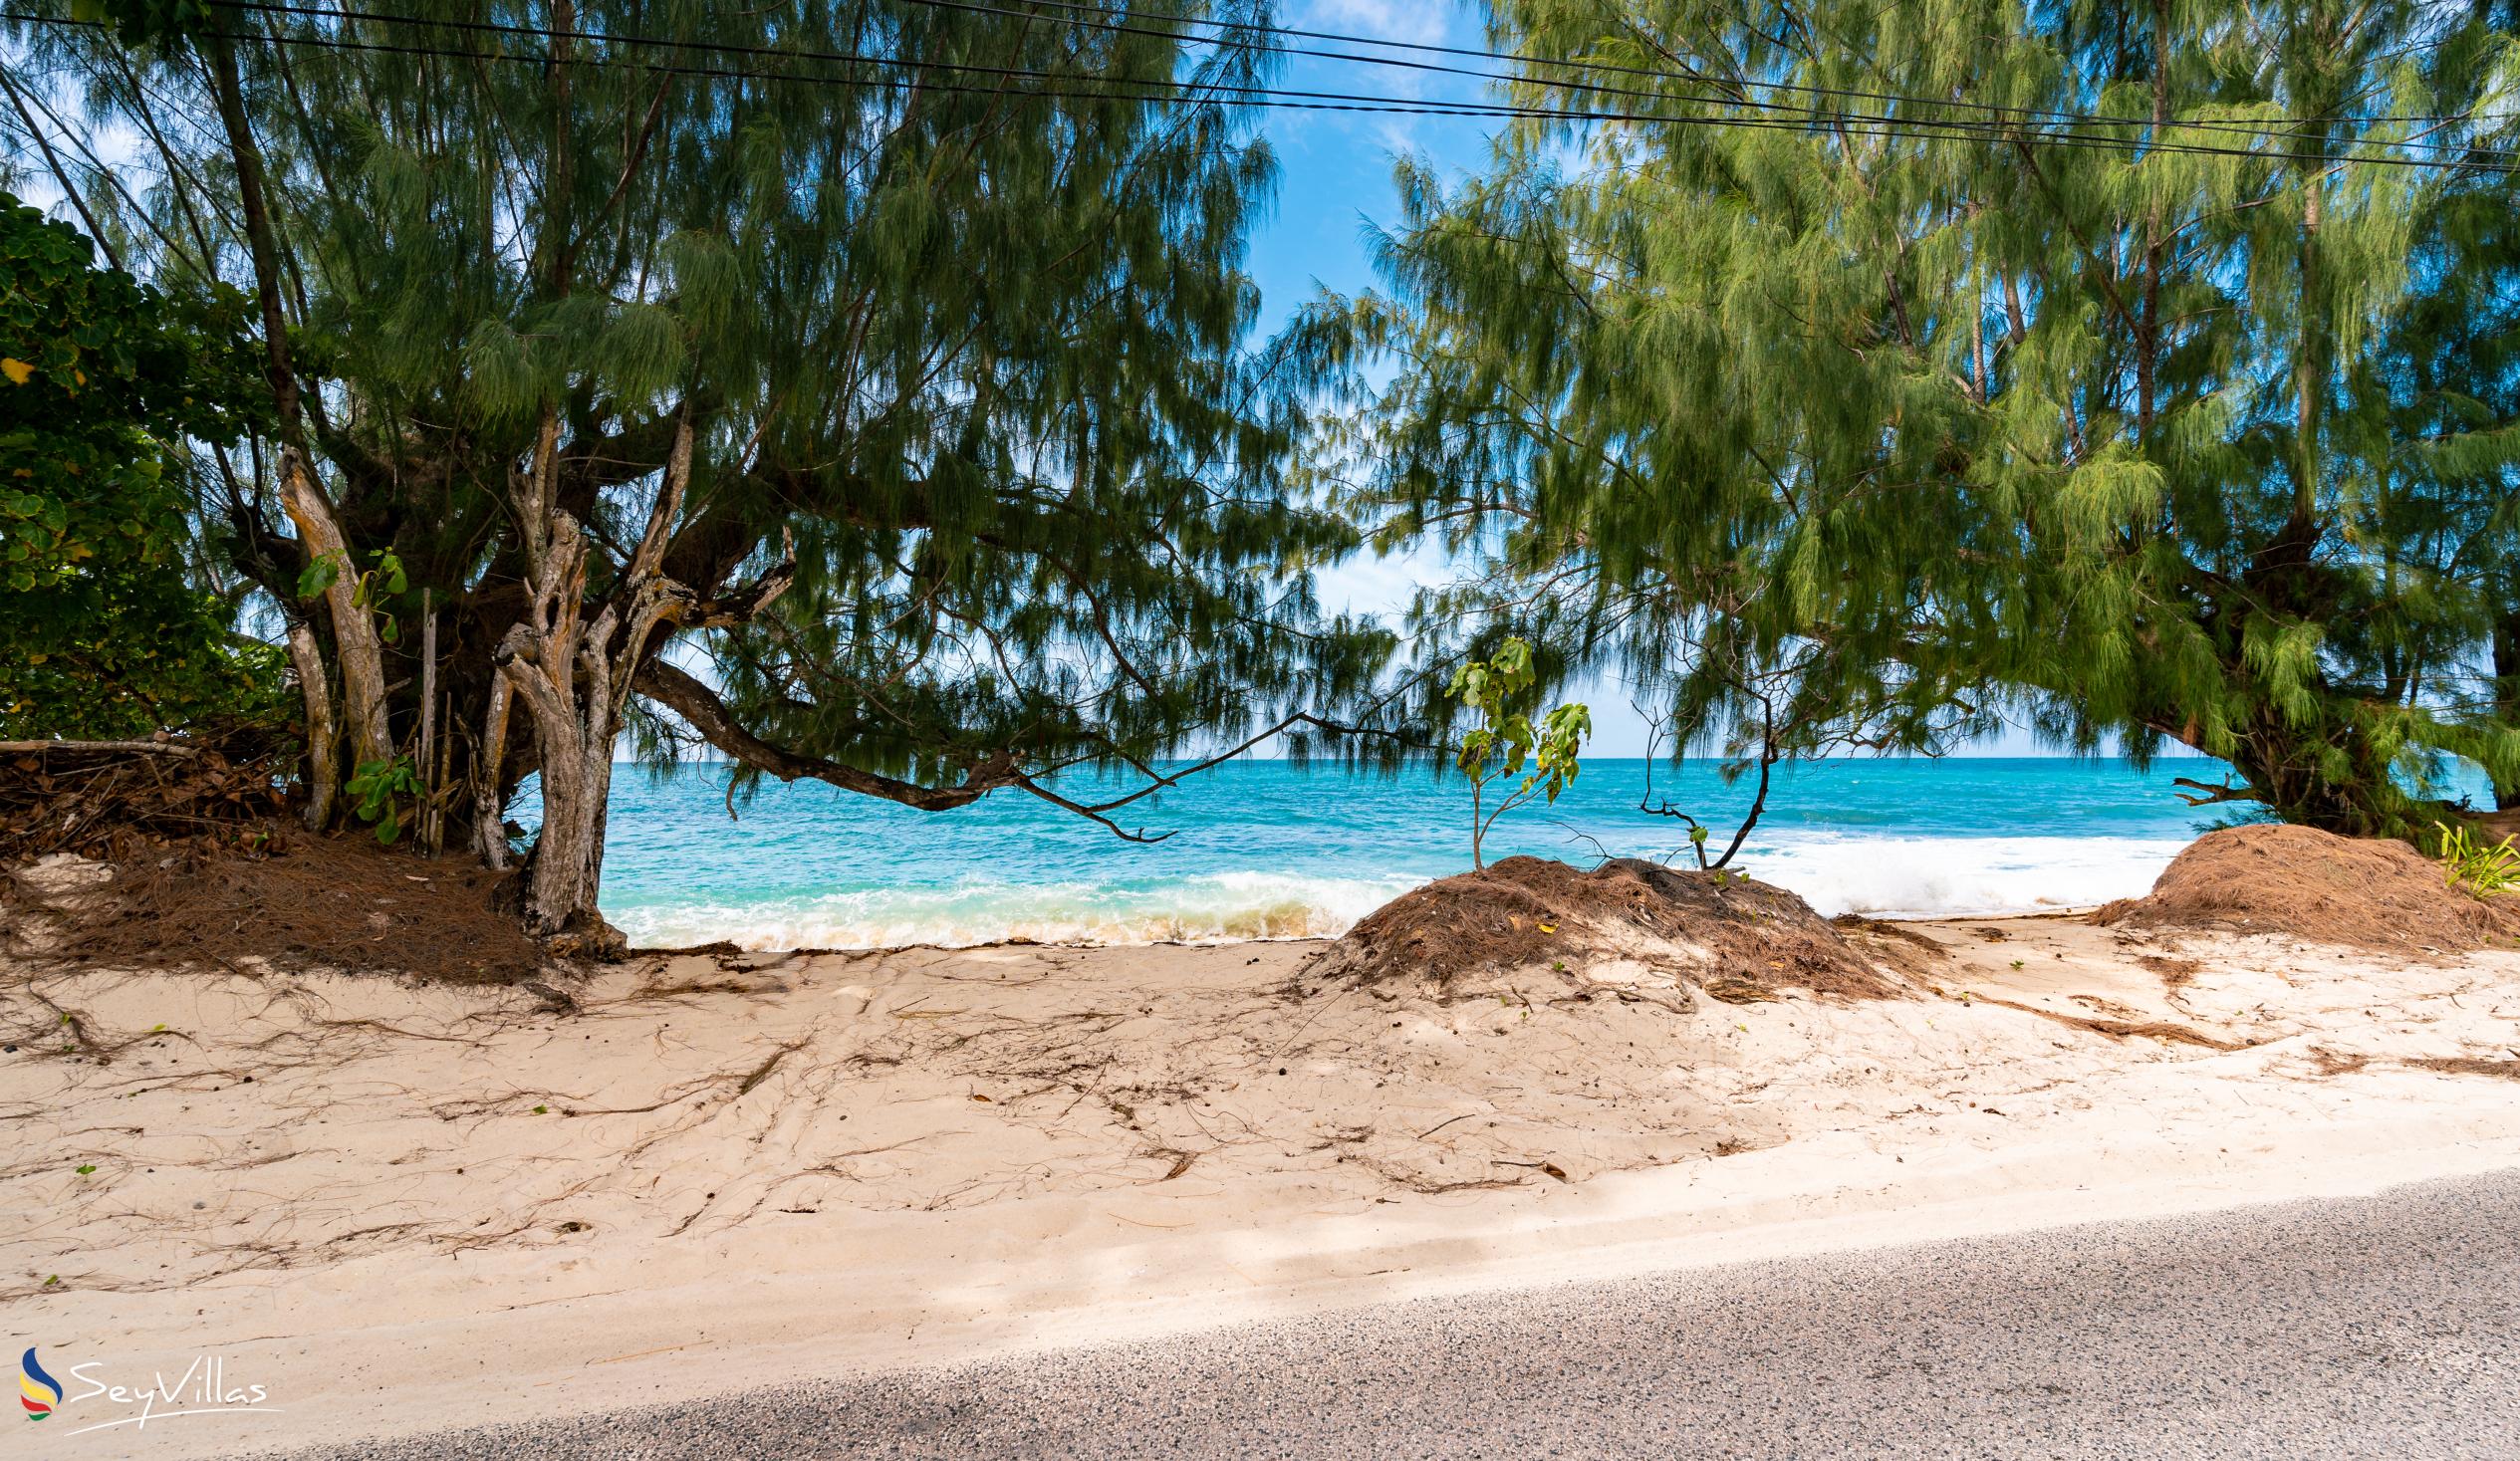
[2171,775,2264,807]
[0,739,198,757]
[630,658,1014,811]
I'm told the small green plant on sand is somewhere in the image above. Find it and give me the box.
[1448,636,1590,870]
[2433,822,2520,899]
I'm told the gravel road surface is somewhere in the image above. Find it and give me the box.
[276,1170,2520,1459]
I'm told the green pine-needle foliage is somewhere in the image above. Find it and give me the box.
[9,2,1395,845]
[1323,0,2520,836]
[0,196,282,739]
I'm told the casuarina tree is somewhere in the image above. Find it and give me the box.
[8,0,1392,947]
[1329,0,2520,834]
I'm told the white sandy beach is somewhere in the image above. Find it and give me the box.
[9,900,2520,1457]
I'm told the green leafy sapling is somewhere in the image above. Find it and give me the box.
[1448,636,1591,870]
[346,756,426,846]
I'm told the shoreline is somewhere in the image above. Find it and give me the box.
[10,912,2520,1456]
[620,899,2119,960]
[597,777,2220,952]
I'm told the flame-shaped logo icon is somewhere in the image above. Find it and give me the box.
[19,1347,61,1421]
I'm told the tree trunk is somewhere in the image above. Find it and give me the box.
[490,413,698,954]
[2496,607,2520,812]
[2135,0,2167,436]
[418,590,440,853]
[202,35,304,446]
[469,671,515,870]
[284,619,339,831]
[203,34,393,811]
[2219,707,2401,839]
[280,449,392,772]
[2288,180,2324,538]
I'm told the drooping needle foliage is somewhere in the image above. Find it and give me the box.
[1332,0,2520,834]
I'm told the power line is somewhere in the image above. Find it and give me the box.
[7,9,1740,129]
[10,10,1700,127]
[22,6,2516,175]
[893,0,2514,161]
[199,0,2520,171]
[201,0,2518,166]
[930,0,2516,138]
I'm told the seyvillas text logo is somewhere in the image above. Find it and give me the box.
[12,1347,281,1437]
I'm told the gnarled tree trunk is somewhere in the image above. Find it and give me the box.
[491,412,701,953]
[202,31,393,829]
[281,449,393,777]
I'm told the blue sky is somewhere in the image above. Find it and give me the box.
[1237,0,1500,655]
[1240,1,1495,333]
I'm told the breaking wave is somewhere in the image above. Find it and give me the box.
[609,869,1424,951]
[607,837,2187,951]
[1748,835,2190,920]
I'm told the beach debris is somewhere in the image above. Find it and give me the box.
[521,980,578,1015]
[2406,1055,2520,1082]
[2303,1047,2373,1078]
[0,731,291,863]
[2137,954,2202,992]
[1963,995,2244,1052]
[2095,824,2520,954]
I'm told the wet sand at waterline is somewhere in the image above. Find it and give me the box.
[11,901,2520,1458]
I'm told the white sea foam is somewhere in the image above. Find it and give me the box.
[1745,835,2188,919]
[609,835,2184,951]
[610,870,1422,951]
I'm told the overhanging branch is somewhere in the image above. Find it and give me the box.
[689,529,797,629]
[630,658,1015,811]
[2171,775,2265,807]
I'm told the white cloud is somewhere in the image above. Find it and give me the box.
[1311,535,1454,619]
[1270,1,1494,156]
[1295,0,1458,49]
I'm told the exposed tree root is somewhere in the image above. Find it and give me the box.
[1971,995,2246,1052]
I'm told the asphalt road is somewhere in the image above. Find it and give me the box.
[285,1170,2520,1460]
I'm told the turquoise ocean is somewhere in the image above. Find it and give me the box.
[595,757,2501,950]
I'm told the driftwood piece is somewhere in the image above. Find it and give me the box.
[0,739,200,758]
